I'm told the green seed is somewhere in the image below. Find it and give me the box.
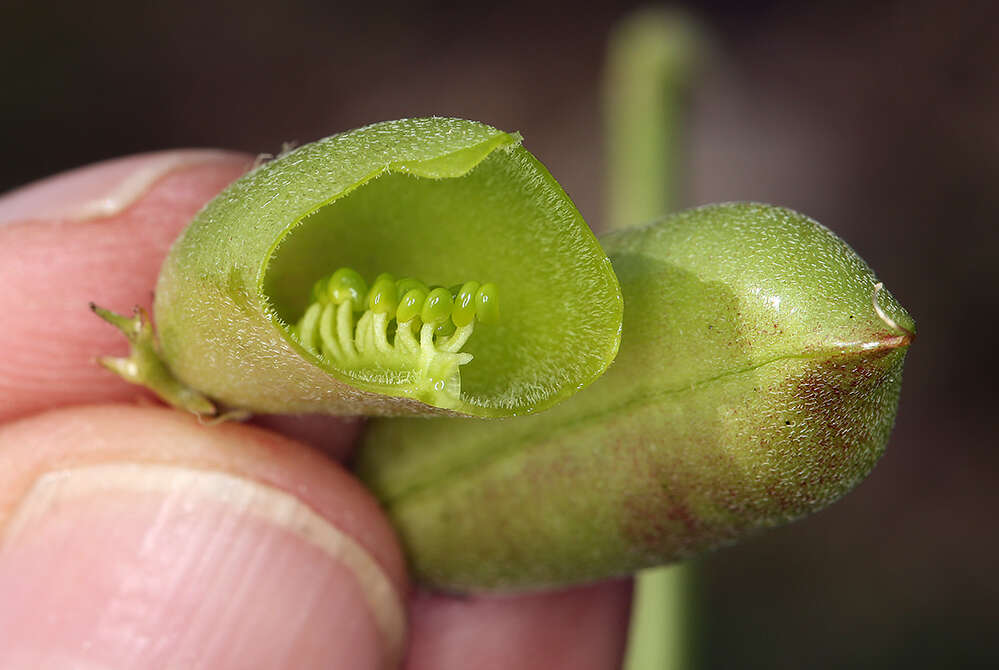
[368,274,399,315]
[397,288,428,324]
[422,287,454,326]
[396,277,430,299]
[452,281,480,327]
[328,268,368,310]
[434,320,456,338]
[475,283,499,324]
[311,277,330,305]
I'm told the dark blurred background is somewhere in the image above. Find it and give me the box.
[3,0,996,667]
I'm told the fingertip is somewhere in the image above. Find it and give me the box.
[251,414,366,461]
[0,405,407,670]
[0,149,250,226]
[0,151,252,421]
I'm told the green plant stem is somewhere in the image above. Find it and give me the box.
[605,8,702,670]
[605,8,700,232]
[625,565,694,670]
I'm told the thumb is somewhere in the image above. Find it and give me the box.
[0,405,407,669]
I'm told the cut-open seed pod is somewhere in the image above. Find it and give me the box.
[94,118,623,417]
[292,268,501,409]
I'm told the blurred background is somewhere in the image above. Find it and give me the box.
[2,0,996,667]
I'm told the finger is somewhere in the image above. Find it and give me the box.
[0,151,249,422]
[251,414,366,462]
[0,404,408,670]
[405,581,632,670]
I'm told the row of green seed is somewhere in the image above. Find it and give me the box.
[311,268,499,329]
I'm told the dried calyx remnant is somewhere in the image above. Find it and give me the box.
[292,267,498,409]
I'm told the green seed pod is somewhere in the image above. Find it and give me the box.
[94,118,622,417]
[356,203,915,592]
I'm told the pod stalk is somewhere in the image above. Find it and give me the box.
[89,303,217,416]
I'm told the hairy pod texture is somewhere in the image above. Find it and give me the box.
[107,119,622,417]
[356,203,914,592]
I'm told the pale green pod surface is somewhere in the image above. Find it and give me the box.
[148,118,622,417]
[356,203,915,592]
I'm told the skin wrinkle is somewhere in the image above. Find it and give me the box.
[0,403,634,668]
[0,150,243,226]
[1,464,406,668]
[0,406,408,596]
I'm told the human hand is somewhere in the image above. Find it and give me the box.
[0,152,632,669]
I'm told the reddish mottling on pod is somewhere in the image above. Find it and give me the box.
[357,203,914,592]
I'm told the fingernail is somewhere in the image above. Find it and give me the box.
[0,464,405,670]
[0,150,240,225]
